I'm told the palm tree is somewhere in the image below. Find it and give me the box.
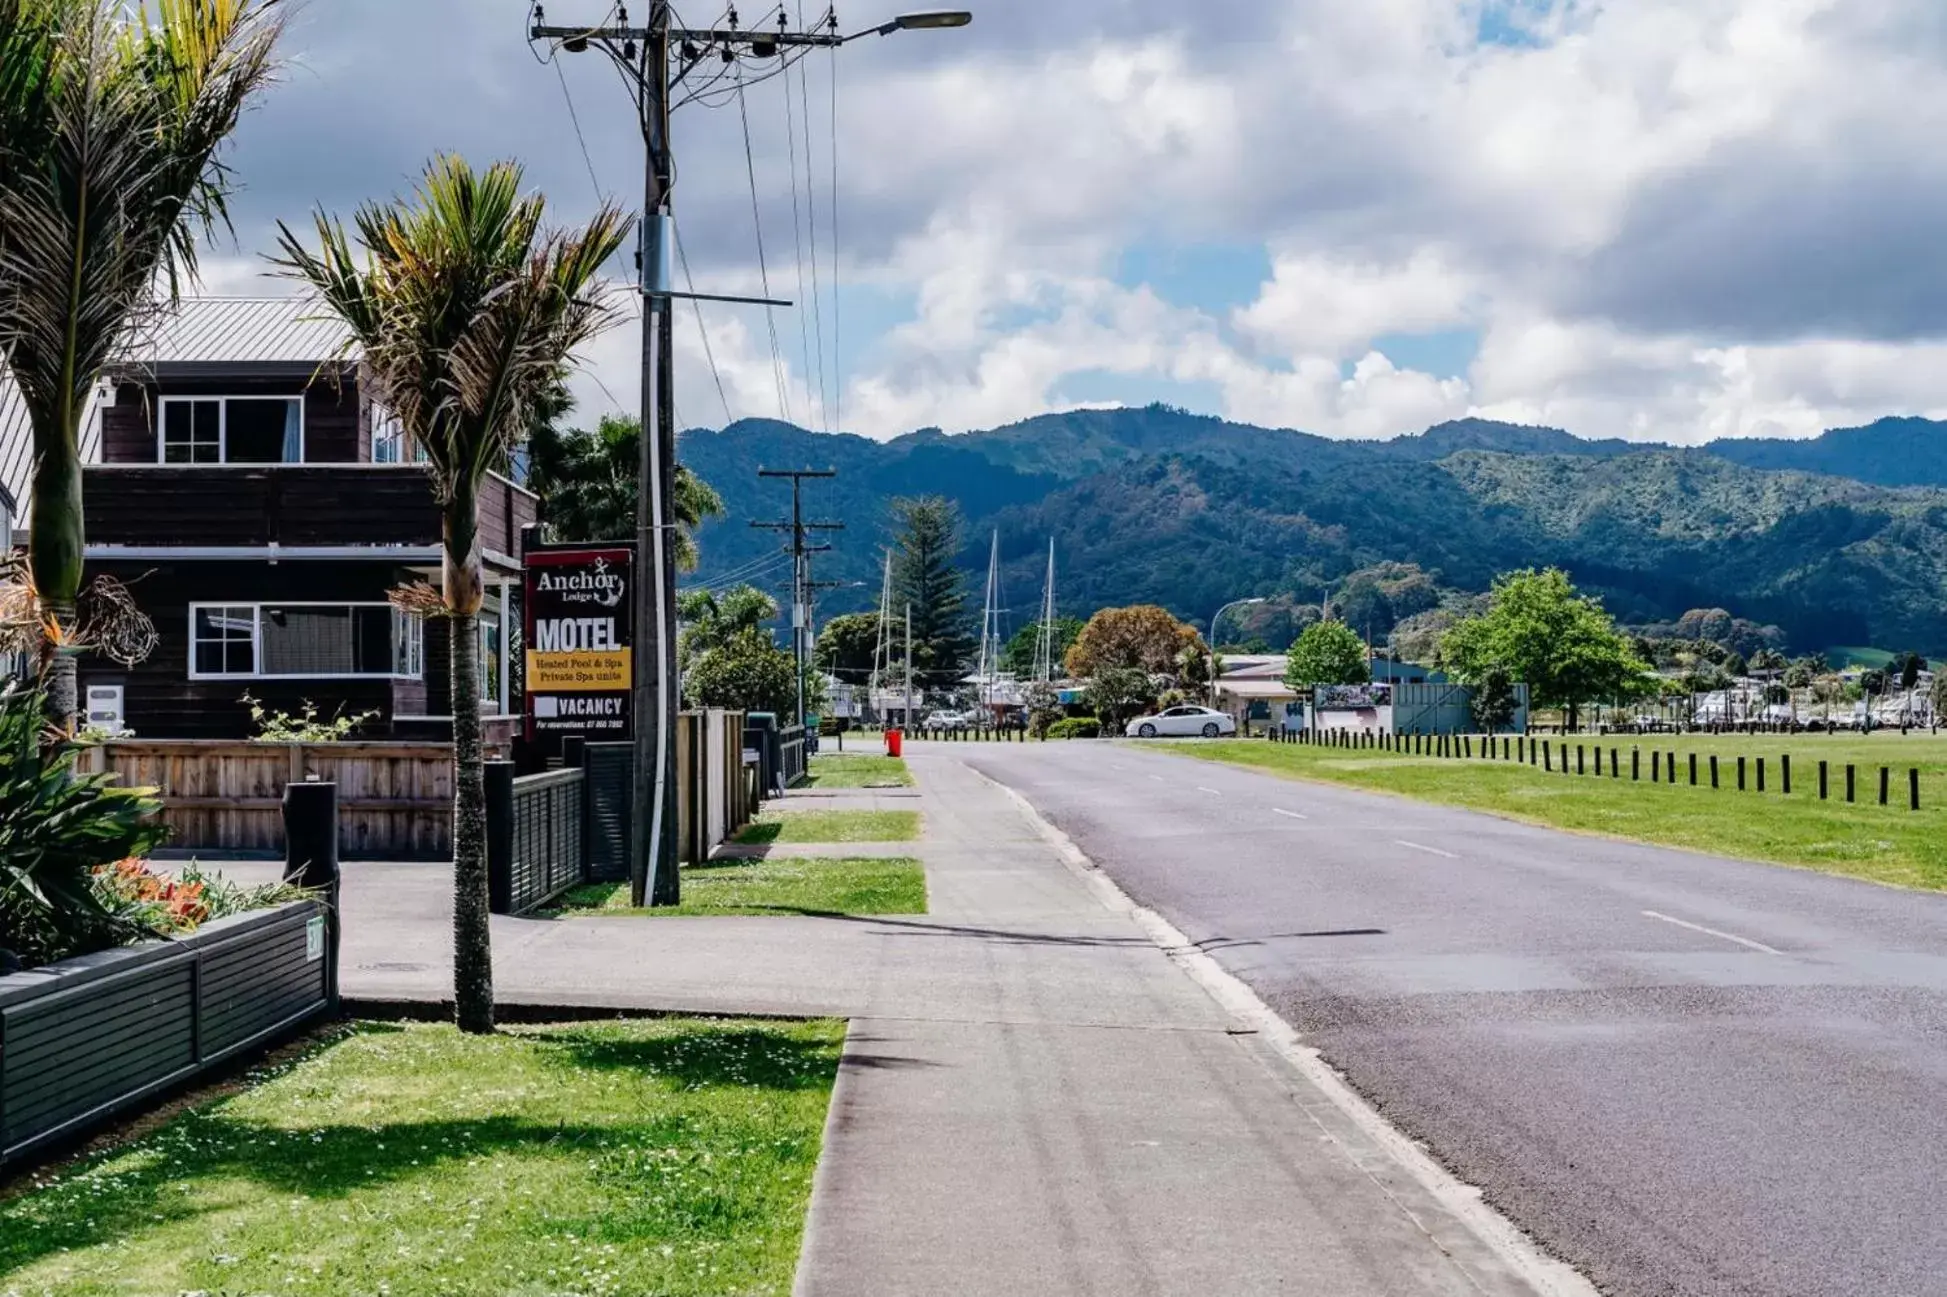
[0,0,281,730]
[526,412,723,565]
[275,157,628,1034]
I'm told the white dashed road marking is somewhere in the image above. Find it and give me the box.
[1197,787,1223,797]
[1273,808,1308,820]
[1642,910,1781,955]
[1395,840,1459,860]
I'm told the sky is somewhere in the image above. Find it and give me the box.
[201,0,1947,445]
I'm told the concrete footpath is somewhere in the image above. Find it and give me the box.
[226,755,1580,1296]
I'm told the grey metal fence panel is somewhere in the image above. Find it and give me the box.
[584,743,633,883]
[0,900,330,1169]
[504,768,586,914]
[779,725,808,790]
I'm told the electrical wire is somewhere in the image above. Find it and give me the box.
[733,65,796,425]
[795,31,832,433]
[674,220,735,426]
[781,34,826,434]
[828,29,842,435]
[554,59,607,203]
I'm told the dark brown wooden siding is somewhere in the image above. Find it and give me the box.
[480,473,540,559]
[84,465,443,548]
[81,560,422,740]
[100,370,360,464]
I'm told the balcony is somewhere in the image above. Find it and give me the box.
[82,465,537,558]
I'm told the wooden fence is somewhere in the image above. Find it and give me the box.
[78,741,452,860]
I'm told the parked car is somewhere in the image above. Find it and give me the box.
[1125,705,1237,739]
[927,710,975,730]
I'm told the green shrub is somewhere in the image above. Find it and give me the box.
[1048,717,1102,740]
[0,685,168,971]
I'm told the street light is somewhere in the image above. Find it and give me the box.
[1210,596,1268,650]
[872,11,974,35]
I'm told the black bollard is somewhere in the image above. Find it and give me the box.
[1632,748,1640,781]
[1819,760,1828,800]
[283,779,342,1008]
[1738,755,1746,790]
[1689,752,1698,786]
[1881,766,1890,806]
[1710,754,1719,788]
[1911,768,1921,811]
[1757,757,1766,793]
[1782,754,1791,796]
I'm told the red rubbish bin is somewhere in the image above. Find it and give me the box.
[887,728,903,758]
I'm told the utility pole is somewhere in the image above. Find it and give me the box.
[753,468,841,732]
[531,4,971,907]
[905,602,915,729]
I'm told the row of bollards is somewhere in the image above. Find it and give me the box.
[1275,725,1924,810]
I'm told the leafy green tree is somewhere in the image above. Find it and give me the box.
[1082,666,1157,732]
[1899,651,1926,692]
[816,612,884,684]
[889,497,975,690]
[279,157,629,1033]
[1470,666,1517,733]
[526,412,723,566]
[1860,668,1887,697]
[1749,647,1787,674]
[678,585,777,669]
[1930,671,1947,720]
[0,0,281,731]
[1023,680,1064,738]
[1000,616,1084,678]
[1283,620,1370,689]
[1785,656,1821,689]
[684,628,797,717]
[1440,568,1647,731]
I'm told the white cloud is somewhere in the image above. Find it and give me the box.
[198,0,1947,446]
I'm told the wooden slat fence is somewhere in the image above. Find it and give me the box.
[79,741,452,860]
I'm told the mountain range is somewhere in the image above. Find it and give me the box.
[680,407,1947,654]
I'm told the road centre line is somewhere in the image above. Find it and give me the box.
[1641,910,1781,955]
[1395,840,1459,859]
[1273,808,1308,820]
[1197,787,1223,796]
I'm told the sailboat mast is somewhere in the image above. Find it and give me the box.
[978,530,1001,708]
[1037,538,1057,683]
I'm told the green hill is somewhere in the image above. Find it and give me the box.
[681,407,1947,655]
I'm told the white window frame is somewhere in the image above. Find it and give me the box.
[158,395,307,465]
[187,601,422,681]
[394,611,425,680]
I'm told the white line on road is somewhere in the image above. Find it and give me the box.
[1273,808,1308,820]
[1148,775,1166,783]
[1395,840,1459,859]
[1196,787,1223,797]
[1641,910,1781,955]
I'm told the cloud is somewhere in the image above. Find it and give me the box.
[185,0,1947,446]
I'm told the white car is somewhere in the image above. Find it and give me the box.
[1125,705,1237,739]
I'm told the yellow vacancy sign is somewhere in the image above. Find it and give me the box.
[526,648,632,692]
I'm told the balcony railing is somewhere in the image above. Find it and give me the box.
[82,464,535,554]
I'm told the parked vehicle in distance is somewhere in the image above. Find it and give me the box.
[1125,705,1237,739]
[927,710,974,730]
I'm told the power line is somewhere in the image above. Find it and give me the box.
[781,37,826,433]
[734,66,794,425]
[674,221,734,425]
[554,59,606,202]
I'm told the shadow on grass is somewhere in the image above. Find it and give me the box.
[0,1113,629,1278]
[524,1028,839,1092]
[735,822,784,845]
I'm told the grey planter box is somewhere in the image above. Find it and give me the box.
[0,899,333,1170]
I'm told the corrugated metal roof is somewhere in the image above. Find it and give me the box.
[0,372,102,520]
[118,296,356,366]
[0,297,352,513]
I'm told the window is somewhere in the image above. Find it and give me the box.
[480,613,503,707]
[372,408,406,463]
[394,612,424,679]
[192,605,257,676]
[188,604,422,679]
[160,397,302,464]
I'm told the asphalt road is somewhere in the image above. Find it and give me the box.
[958,738,1947,1297]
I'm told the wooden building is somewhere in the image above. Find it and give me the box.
[0,298,537,743]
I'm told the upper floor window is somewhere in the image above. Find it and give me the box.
[161,396,303,464]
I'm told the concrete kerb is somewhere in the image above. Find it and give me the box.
[791,1018,860,1297]
[973,766,1602,1297]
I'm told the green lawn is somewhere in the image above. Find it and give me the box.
[0,1018,844,1297]
[1164,731,1947,891]
[806,752,913,788]
[559,855,928,917]
[736,809,921,845]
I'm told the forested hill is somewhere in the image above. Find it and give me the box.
[679,407,1947,653]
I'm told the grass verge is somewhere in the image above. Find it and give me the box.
[1164,733,1947,890]
[736,809,921,845]
[0,1018,843,1297]
[806,752,913,788]
[558,856,928,917]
